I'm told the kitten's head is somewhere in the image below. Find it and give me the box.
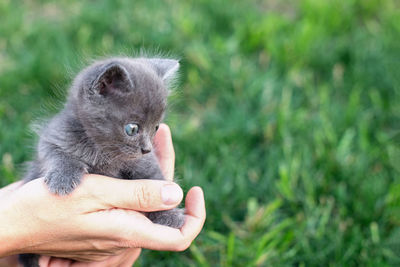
[69,57,179,160]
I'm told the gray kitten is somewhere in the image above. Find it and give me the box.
[19,57,184,267]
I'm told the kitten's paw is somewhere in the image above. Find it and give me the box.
[147,208,185,229]
[44,169,82,195]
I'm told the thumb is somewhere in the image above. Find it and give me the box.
[153,123,175,182]
[0,181,23,196]
[76,174,183,212]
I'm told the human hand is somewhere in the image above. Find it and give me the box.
[0,123,206,266]
[37,248,142,267]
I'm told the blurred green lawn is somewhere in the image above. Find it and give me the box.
[1,0,400,266]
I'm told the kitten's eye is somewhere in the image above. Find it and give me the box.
[155,124,160,132]
[124,123,139,136]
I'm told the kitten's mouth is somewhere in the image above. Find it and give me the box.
[124,153,141,160]
[119,146,141,159]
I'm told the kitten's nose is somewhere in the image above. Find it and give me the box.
[141,147,151,154]
[140,138,152,154]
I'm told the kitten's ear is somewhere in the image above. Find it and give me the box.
[92,63,133,96]
[147,58,180,83]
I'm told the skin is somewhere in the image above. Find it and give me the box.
[0,124,206,267]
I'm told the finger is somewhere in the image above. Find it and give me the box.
[117,248,141,267]
[153,123,175,181]
[40,252,114,263]
[70,248,141,267]
[98,248,141,267]
[77,175,183,212]
[179,187,206,248]
[0,181,23,196]
[96,186,205,251]
[137,186,205,251]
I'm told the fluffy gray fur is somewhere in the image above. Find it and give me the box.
[20,57,184,267]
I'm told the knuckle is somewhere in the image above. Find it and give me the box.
[104,230,129,249]
[116,238,133,249]
[135,186,152,210]
[123,240,140,249]
[113,238,126,248]
[115,235,140,249]
[113,233,132,248]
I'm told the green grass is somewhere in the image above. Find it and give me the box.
[1,0,400,266]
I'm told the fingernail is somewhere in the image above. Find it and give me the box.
[162,184,183,205]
